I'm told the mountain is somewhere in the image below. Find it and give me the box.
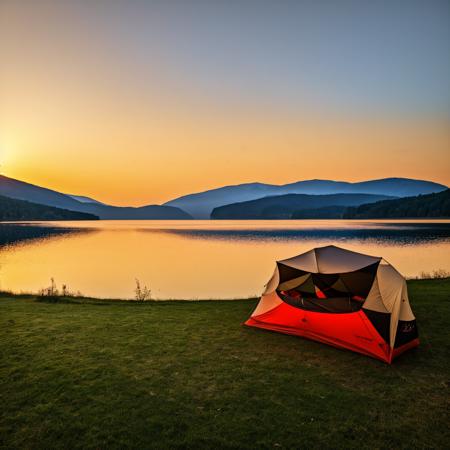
[343,189,450,219]
[281,178,446,197]
[291,205,349,219]
[0,175,192,220]
[71,202,193,220]
[165,178,447,219]
[165,183,280,219]
[67,194,104,205]
[0,174,92,211]
[0,195,99,221]
[211,193,394,219]
[2,174,447,220]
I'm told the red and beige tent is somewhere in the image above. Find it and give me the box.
[245,245,419,363]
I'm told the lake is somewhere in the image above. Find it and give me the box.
[0,220,449,299]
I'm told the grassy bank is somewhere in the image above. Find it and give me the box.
[1,279,449,449]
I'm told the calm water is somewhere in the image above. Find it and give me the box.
[1,220,449,299]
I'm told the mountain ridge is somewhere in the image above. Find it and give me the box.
[211,193,395,219]
[343,189,450,219]
[1,174,447,220]
[0,194,99,221]
[0,175,192,220]
[67,194,105,205]
[165,177,448,218]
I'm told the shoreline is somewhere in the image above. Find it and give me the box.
[1,278,447,304]
[0,290,259,304]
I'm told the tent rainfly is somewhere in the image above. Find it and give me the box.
[245,245,419,363]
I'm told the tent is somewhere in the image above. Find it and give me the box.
[245,245,419,363]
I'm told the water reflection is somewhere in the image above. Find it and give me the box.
[0,220,449,299]
[0,223,96,247]
[147,222,450,244]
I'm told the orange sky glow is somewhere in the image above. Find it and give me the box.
[1,1,449,206]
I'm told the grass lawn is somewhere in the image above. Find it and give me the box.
[0,279,449,449]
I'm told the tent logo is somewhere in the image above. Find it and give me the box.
[401,323,415,333]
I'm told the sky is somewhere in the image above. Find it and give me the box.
[0,0,449,206]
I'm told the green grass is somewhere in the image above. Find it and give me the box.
[0,279,449,449]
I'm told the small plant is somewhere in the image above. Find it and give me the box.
[134,278,151,301]
[39,277,59,297]
[417,269,450,280]
[38,278,78,300]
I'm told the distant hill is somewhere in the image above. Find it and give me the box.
[67,194,104,205]
[0,175,192,220]
[165,178,447,219]
[343,190,450,219]
[291,205,348,219]
[0,195,99,221]
[75,203,193,220]
[2,174,447,220]
[0,174,91,211]
[211,193,394,219]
